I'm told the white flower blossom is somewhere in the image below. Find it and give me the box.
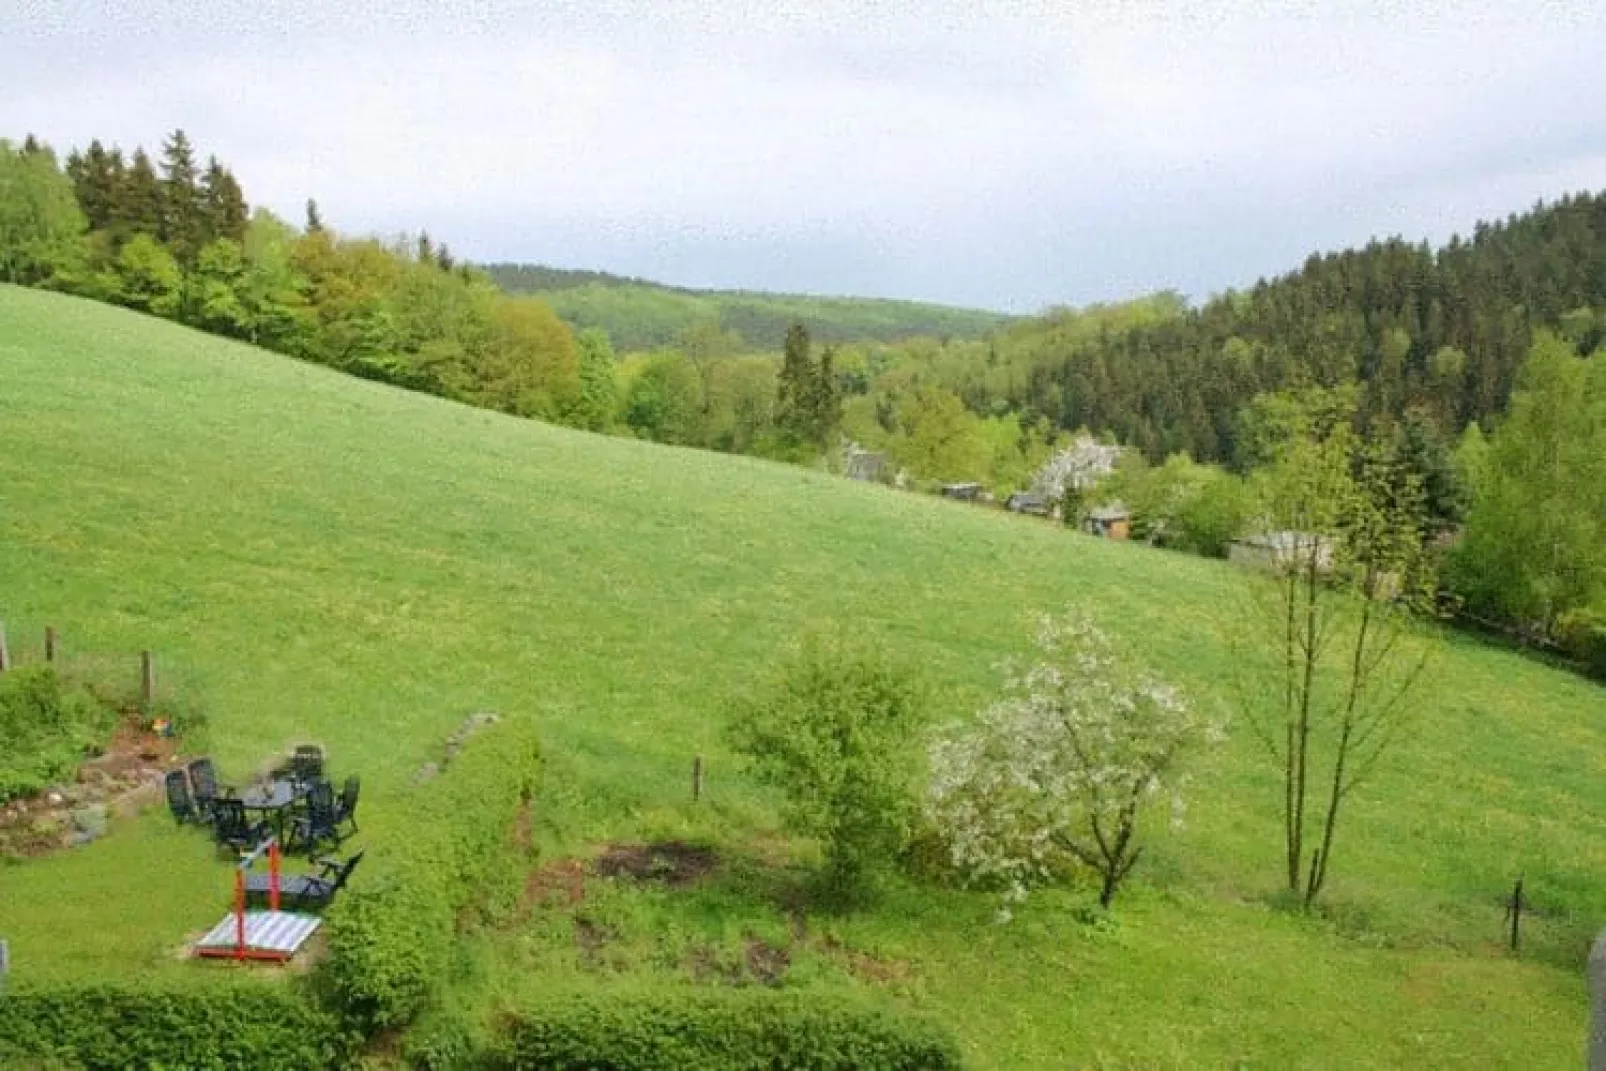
[926,612,1224,916]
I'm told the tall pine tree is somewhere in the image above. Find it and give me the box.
[121,148,163,240]
[201,156,248,244]
[158,129,202,262]
[776,321,814,443]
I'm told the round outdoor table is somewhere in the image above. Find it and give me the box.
[240,781,302,844]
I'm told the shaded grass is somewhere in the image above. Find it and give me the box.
[0,285,1602,1065]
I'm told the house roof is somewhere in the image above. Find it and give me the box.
[1088,502,1130,521]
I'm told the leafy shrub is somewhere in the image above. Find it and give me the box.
[486,987,962,1071]
[1556,608,1606,680]
[402,1001,486,1070]
[319,716,541,1031]
[0,665,113,803]
[727,637,927,905]
[0,981,357,1070]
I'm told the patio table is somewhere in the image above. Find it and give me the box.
[240,780,302,843]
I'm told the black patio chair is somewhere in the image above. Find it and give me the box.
[209,798,270,854]
[244,850,365,911]
[186,757,233,818]
[288,779,342,855]
[335,775,360,836]
[289,745,324,786]
[164,769,200,824]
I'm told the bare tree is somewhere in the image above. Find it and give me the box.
[1234,401,1438,905]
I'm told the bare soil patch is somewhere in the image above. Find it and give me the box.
[593,840,719,887]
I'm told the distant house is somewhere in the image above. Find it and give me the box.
[1005,491,1053,517]
[845,449,888,483]
[1086,502,1131,540]
[941,482,984,502]
[1228,531,1334,573]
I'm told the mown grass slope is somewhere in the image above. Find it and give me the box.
[0,285,1602,1067]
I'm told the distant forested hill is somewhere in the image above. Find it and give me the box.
[969,191,1606,462]
[481,263,1014,351]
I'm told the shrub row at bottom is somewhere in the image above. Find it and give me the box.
[476,986,962,1071]
[0,981,358,1070]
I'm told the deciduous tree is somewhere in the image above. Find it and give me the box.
[729,636,926,904]
[928,612,1219,911]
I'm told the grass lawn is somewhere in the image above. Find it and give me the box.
[1,285,1602,1066]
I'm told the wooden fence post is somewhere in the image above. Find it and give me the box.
[44,626,57,664]
[0,621,10,672]
[140,650,156,707]
[1507,876,1524,952]
[1589,932,1606,1071]
[692,755,704,803]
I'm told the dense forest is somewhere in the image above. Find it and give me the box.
[484,263,1013,351]
[2,130,1602,670]
[903,194,1606,467]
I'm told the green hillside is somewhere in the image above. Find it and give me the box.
[1,285,1603,1067]
[483,263,1014,350]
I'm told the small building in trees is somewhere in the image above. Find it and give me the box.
[845,448,888,483]
[1228,531,1334,573]
[1005,491,1054,518]
[941,482,984,502]
[1085,503,1131,540]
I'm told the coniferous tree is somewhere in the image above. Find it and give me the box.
[121,149,163,239]
[808,344,843,445]
[200,156,248,244]
[416,231,434,265]
[776,321,814,444]
[158,129,202,261]
[304,198,324,234]
[435,243,454,272]
[64,139,126,233]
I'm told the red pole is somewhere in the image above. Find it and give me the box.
[269,839,281,912]
[234,868,246,961]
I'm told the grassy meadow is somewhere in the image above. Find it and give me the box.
[1,285,1602,1067]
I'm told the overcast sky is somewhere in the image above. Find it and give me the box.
[5,1,1605,312]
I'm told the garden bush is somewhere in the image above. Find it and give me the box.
[319,716,541,1031]
[1556,608,1606,681]
[0,980,356,1070]
[0,665,113,803]
[485,986,963,1071]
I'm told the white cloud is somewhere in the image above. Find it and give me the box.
[2,0,1604,309]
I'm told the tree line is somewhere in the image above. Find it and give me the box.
[1,132,603,428]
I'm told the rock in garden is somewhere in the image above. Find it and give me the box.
[71,804,108,840]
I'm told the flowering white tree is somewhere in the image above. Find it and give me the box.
[1031,436,1122,501]
[927,613,1221,913]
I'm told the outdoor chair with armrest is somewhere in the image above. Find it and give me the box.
[288,778,342,855]
[187,757,235,818]
[209,797,271,854]
[335,775,360,836]
[289,745,324,786]
[244,850,365,911]
[165,769,201,824]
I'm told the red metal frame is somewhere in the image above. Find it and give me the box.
[196,836,290,962]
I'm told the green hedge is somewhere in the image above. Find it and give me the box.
[484,987,963,1071]
[0,981,356,1070]
[319,716,541,1031]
